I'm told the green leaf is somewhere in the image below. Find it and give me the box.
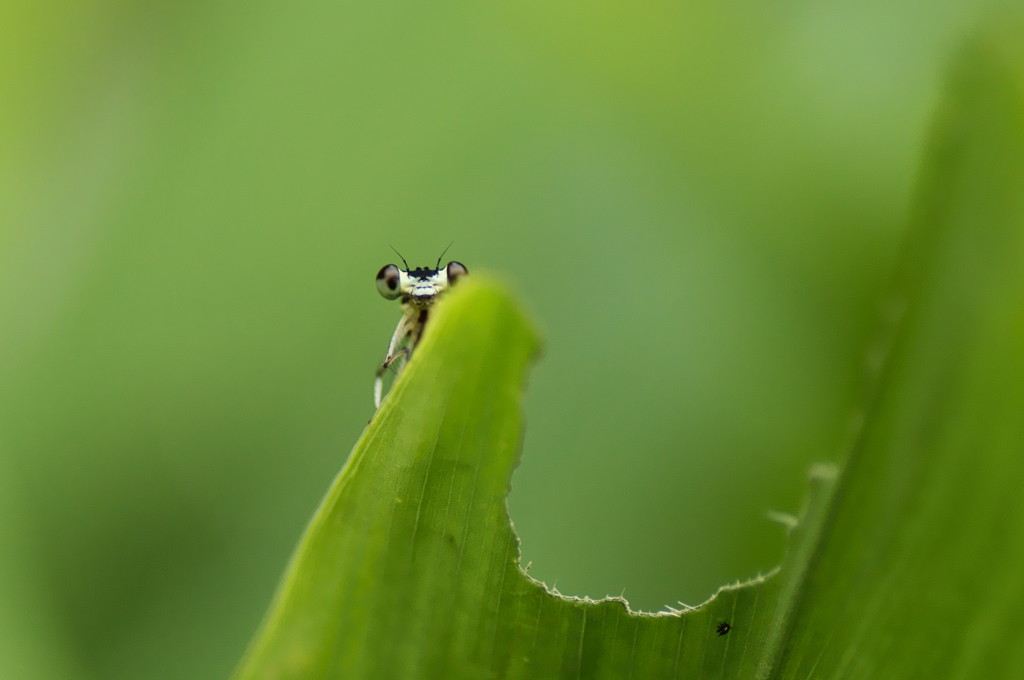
[233,274,816,679]
[762,18,1024,678]
[235,14,1024,678]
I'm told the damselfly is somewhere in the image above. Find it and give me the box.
[374,247,468,407]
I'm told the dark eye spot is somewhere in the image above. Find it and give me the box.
[716,621,731,636]
[446,261,468,283]
[376,264,402,300]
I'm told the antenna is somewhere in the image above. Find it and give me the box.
[389,245,410,271]
[435,241,455,269]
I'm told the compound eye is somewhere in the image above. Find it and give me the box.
[376,264,402,299]
[446,261,468,284]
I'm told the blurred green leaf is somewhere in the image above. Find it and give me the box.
[763,15,1024,679]
[235,13,1024,678]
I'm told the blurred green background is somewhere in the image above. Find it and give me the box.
[0,1,994,678]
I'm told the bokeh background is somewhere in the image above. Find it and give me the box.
[0,1,993,678]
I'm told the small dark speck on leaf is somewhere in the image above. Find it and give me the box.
[716,621,731,637]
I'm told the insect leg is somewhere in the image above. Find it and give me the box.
[375,314,410,408]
